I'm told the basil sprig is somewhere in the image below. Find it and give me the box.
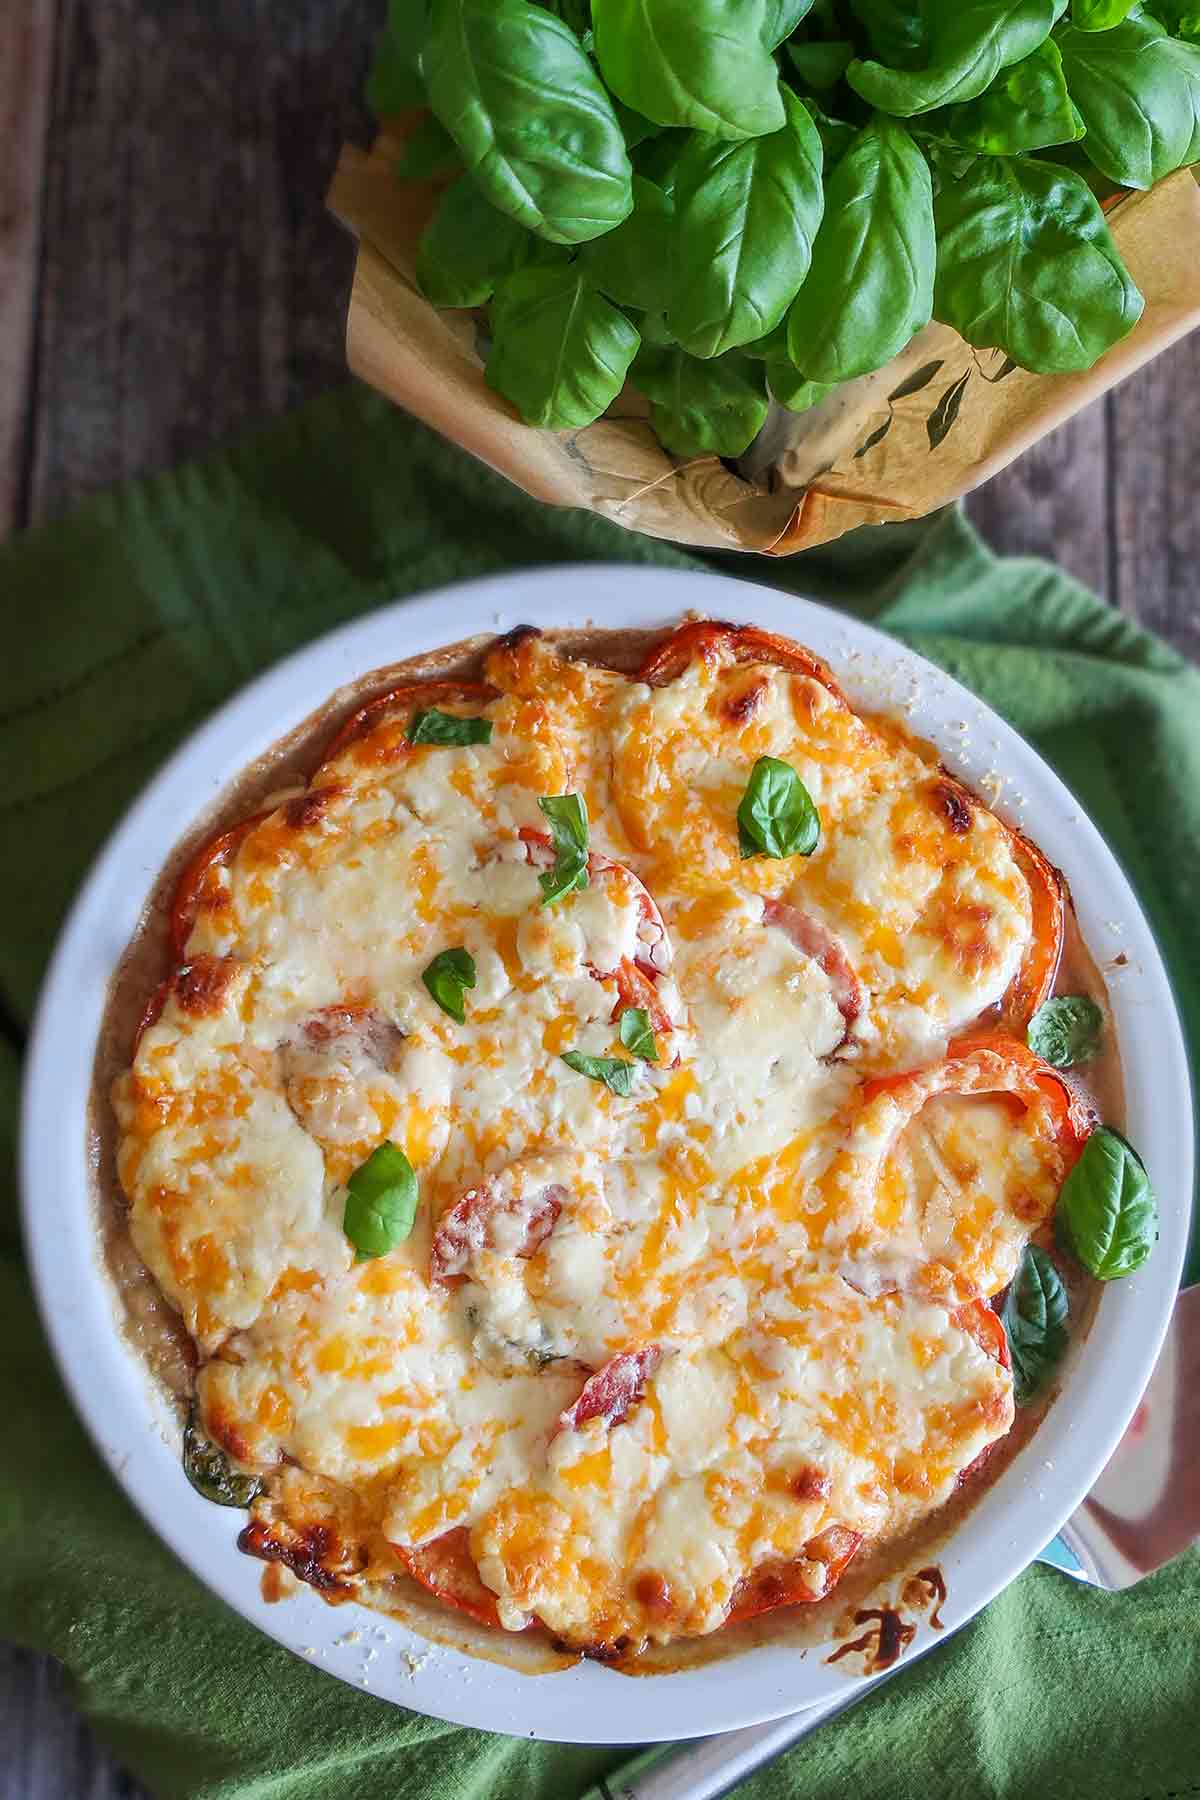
[561,1050,637,1096]
[182,1408,264,1509]
[1056,1127,1158,1280]
[537,792,590,904]
[423,947,477,1023]
[408,708,493,746]
[619,1006,659,1062]
[737,755,820,859]
[1027,994,1104,1068]
[1001,1245,1070,1406]
[343,1142,419,1261]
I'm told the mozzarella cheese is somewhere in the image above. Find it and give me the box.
[112,624,1067,1657]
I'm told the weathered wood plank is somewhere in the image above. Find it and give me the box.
[965,404,1111,602]
[1108,331,1200,659]
[0,0,57,535]
[0,1643,149,1799]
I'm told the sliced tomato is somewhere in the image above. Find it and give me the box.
[170,810,271,960]
[555,1346,662,1436]
[725,1524,864,1625]
[861,1032,1094,1160]
[762,898,862,1042]
[430,1175,564,1286]
[320,678,496,765]
[954,1297,1011,1370]
[636,620,848,707]
[131,975,173,1056]
[393,1526,508,1630]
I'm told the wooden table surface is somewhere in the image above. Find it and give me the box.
[3,4,1199,1796]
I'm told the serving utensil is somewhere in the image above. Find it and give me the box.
[587,1280,1200,1800]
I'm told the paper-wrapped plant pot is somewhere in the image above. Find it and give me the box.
[328,132,1200,555]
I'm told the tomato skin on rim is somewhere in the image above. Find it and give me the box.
[320,678,496,765]
[393,1527,512,1631]
[954,1297,1012,1370]
[169,810,271,961]
[725,1524,864,1626]
[637,620,849,707]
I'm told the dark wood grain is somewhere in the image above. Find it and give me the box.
[2,3,1198,1797]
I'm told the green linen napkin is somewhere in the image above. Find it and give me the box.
[2,384,1198,1800]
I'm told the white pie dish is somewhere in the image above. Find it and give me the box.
[20,562,1192,1743]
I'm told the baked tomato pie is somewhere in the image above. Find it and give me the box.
[106,619,1117,1664]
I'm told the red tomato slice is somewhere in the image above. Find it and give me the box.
[636,620,849,707]
[954,1297,1011,1370]
[170,810,271,960]
[430,1174,565,1287]
[725,1524,864,1625]
[393,1527,509,1630]
[555,1347,663,1436]
[320,678,496,766]
[762,897,862,1043]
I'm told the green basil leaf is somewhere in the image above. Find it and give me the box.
[537,791,591,904]
[739,318,791,360]
[619,1006,659,1061]
[848,0,1069,116]
[632,344,770,455]
[614,99,663,149]
[940,39,1085,152]
[580,176,676,312]
[367,0,431,114]
[667,88,825,358]
[487,267,641,429]
[1155,4,1200,44]
[1002,1246,1070,1405]
[766,365,836,412]
[395,114,462,180]
[1056,1127,1159,1280]
[632,128,691,195]
[785,119,935,383]
[425,0,633,245]
[183,1409,264,1509]
[592,0,786,140]
[933,154,1143,372]
[534,0,593,32]
[737,755,820,858]
[800,96,860,166]
[343,1142,419,1261]
[423,947,477,1023]
[561,1050,638,1095]
[1070,0,1138,29]
[408,707,494,744]
[1027,994,1104,1068]
[787,39,855,89]
[637,309,679,347]
[1058,14,1200,190]
[416,179,535,308]
[850,0,925,68]
[762,0,815,48]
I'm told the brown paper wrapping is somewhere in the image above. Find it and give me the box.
[328,129,1200,555]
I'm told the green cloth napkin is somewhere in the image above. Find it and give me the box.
[3,384,1198,1800]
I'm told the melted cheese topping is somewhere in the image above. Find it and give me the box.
[113,627,1062,1655]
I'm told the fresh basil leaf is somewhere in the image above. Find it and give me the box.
[1155,4,1200,44]
[613,99,663,149]
[766,364,836,412]
[561,1050,637,1094]
[534,0,593,32]
[592,0,786,140]
[581,175,676,312]
[424,0,633,245]
[1058,15,1200,190]
[1002,1246,1070,1405]
[395,114,462,180]
[408,707,494,744]
[423,947,477,1023]
[632,344,770,455]
[933,154,1143,372]
[800,96,860,166]
[637,309,678,347]
[632,128,691,195]
[537,791,591,904]
[739,317,791,360]
[848,0,1069,116]
[1027,994,1104,1068]
[487,266,641,429]
[1070,0,1138,28]
[367,0,431,114]
[183,1409,264,1509]
[737,755,820,859]
[667,88,825,358]
[416,179,535,308]
[762,0,815,48]
[850,0,925,68]
[939,39,1085,153]
[787,39,855,89]
[619,1007,659,1061]
[1056,1127,1159,1280]
[343,1142,419,1261]
[785,119,935,383]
